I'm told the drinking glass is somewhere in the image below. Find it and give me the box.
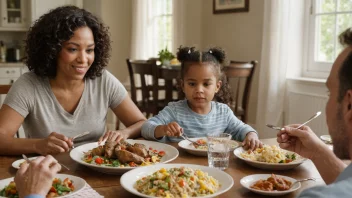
[207,133,231,170]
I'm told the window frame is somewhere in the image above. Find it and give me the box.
[303,0,352,78]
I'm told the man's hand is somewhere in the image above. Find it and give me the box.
[15,155,61,197]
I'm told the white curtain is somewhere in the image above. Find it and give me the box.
[130,0,154,59]
[256,0,291,138]
[130,0,178,59]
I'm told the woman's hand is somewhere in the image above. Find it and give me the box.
[35,132,73,155]
[98,130,127,144]
[15,155,61,197]
[163,122,182,137]
[277,125,326,159]
[242,132,263,151]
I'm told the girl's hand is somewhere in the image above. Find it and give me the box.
[164,122,182,137]
[98,130,127,144]
[36,132,73,155]
[242,132,263,151]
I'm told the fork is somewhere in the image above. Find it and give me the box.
[72,131,90,141]
[71,131,90,149]
[180,133,201,146]
[290,178,317,189]
[22,154,70,171]
[266,111,322,131]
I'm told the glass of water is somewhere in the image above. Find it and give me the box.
[207,133,232,170]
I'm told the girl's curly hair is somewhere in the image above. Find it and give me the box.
[176,46,233,106]
[24,5,111,79]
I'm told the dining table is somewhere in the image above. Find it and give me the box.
[0,138,330,198]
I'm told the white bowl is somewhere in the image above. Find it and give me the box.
[320,135,332,144]
[0,174,86,198]
[120,163,234,198]
[240,174,301,196]
[233,147,306,170]
[70,140,179,175]
[12,156,38,169]
[178,137,240,157]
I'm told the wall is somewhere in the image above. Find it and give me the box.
[201,0,264,126]
[84,0,132,129]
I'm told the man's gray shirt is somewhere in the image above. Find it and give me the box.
[298,163,352,197]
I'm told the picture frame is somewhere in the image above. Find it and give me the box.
[213,0,249,14]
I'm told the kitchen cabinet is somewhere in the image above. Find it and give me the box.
[0,0,29,30]
[31,0,83,23]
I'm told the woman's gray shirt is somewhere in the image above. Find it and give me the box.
[4,70,127,144]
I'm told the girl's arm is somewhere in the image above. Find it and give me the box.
[224,107,257,141]
[112,96,146,139]
[141,106,175,140]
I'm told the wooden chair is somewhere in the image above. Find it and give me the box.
[0,85,19,138]
[126,59,161,118]
[158,67,182,107]
[223,60,257,123]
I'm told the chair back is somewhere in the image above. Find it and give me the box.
[158,67,182,106]
[126,59,159,117]
[0,85,19,138]
[223,60,257,123]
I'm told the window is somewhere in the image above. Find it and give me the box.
[305,0,352,77]
[150,0,173,57]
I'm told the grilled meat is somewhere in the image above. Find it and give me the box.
[126,143,148,158]
[91,145,105,156]
[115,149,145,164]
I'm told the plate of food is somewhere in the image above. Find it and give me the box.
[233,145,306,170]
[120,163,234,198]
[0,174,86,198]
[70,139,179,175]
[240,174,301,196]
[12,156,38,169]
[178,137,240,156]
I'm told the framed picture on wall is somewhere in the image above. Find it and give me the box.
[213,0,249,14]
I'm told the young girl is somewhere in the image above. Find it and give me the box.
[141,46,262,150]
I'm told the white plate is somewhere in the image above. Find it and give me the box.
[178,137,240,157]
[240,174,301,196]
[320,135,332,144]
[12,157,38,169]
[120,163,234,198]
[0,174,86,198]
[233,147,306,170]
[70,140,179,175]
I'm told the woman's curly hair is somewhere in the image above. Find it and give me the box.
[176,46,233,106]
[24,5,111,79]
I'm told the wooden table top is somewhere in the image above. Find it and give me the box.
[0,138,325,198]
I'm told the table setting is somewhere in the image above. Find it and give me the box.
[0,112,330,198]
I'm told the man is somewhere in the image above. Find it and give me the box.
[277,28,352,197]
[15,155,61,198]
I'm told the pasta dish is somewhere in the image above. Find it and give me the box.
[240,145,297,163]
[83,140,165,167]
[0,178,74,198]
[251,174,292,191]
[134,167,220,197]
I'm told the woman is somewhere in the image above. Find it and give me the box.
[0,6,146,155]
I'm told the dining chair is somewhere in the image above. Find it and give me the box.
[0,84,19,138]
[223,60,257,123]
[126,59,161,118]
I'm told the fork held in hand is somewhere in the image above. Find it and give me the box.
[266,111,322,131]
[22,154,70,171]
[180,133,201,146]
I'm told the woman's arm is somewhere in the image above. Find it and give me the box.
[0,105,41,155]
[111,96,146,139]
